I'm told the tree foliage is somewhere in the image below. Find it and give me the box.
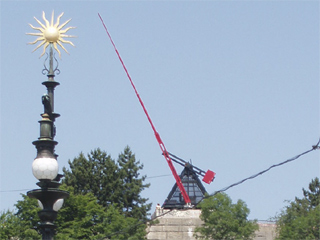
[0,195,41,240]
[0,210,19,240]
[276,177,320,240]
[0,185,147,239]
[55,185,147,239]
[62,148,121,207]
[117,146,151,219]
[0,147,151,239]
[63,147,151,219]
[194,193,258,240]
[55,185,108,239]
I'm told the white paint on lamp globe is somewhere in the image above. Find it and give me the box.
[37,200,44,209]
[53,199,64,211]
[32,157,58,180]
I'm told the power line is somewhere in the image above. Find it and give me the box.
[198,138,320,203]
[0,174,172,193]
[147,174,171,179]
[0,189,31,193]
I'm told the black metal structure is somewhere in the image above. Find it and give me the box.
[162,153,212,209]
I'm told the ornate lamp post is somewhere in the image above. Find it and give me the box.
[26,11,75,240]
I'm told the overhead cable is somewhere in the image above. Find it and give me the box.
[198,138,320,203]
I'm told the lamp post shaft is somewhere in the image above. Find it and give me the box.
[28,43,69,240]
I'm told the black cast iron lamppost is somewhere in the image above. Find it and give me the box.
[26,11,75,240]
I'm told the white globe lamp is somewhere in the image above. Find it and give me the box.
[37,200,44,209]
[53,199,64,211]
[32,157,59,180]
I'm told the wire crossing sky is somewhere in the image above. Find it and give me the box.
[202,139,320,202]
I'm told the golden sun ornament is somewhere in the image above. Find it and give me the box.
[27,11,76,58]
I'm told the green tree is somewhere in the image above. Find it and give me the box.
[14,194,41,239]
[0,195,42,239]
[276,177,320,240]
[117,146,151,220]
[0,210,19,239]
[1,147,150,239]
[56,185,147,239]
[63,147,151,219]
[63,148,121,207]
[194,192,258,240]
[1,185,147,240]
[55,185,107,239]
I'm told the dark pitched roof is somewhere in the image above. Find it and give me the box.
[162,163,207,209]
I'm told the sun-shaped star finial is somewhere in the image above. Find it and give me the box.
[27,11,76,58]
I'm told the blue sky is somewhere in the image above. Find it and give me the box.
[1,1,319,221]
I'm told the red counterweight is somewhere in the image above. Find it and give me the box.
[203,170,216,184]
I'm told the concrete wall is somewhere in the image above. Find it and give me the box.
[147,209,276,240]
[254,223,277,240]
[147,209,202,240]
